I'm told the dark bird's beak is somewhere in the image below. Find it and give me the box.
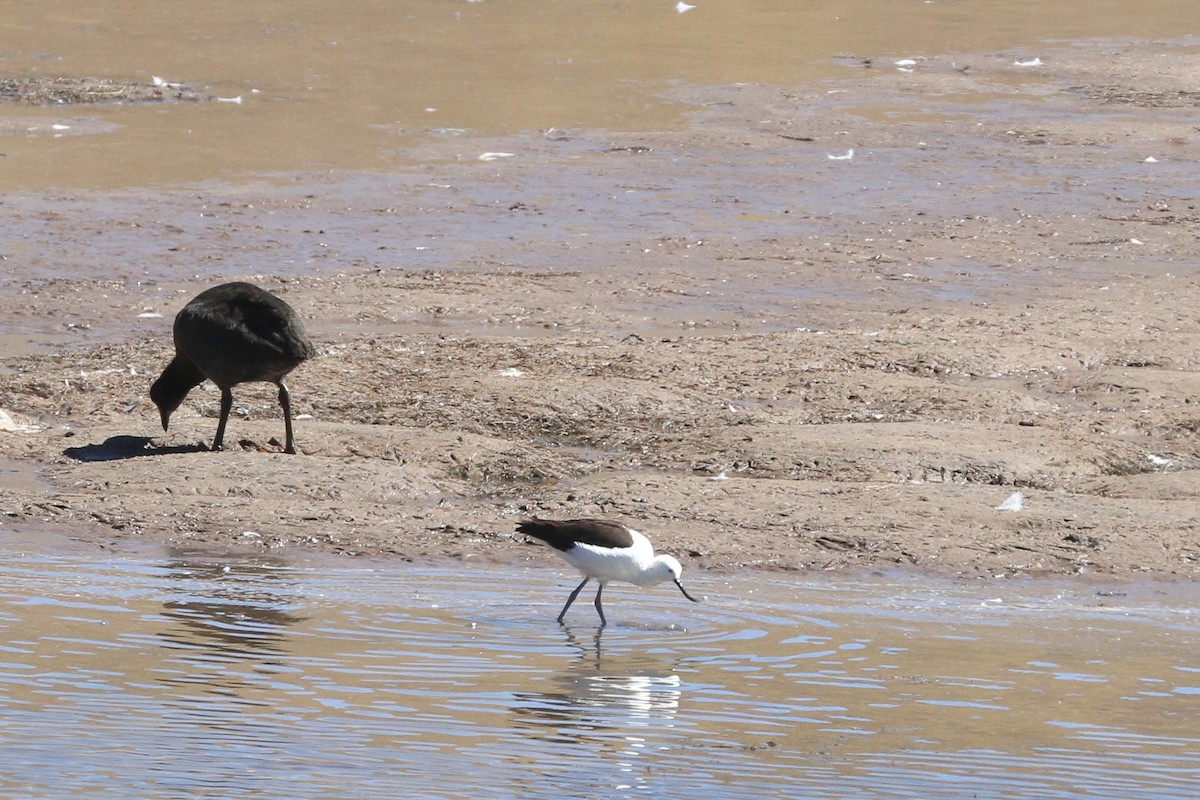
[159,408,171,432]
[675,579,699,603]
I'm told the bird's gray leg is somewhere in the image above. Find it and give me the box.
[558,577,590,623]
[277,381,296,454]
[593,583,607,627]
[212,388,234,451]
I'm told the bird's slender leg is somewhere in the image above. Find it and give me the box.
[558,577,590,623]
[212,387,234,451]
[277,381,296,454]
[593,583,607,627]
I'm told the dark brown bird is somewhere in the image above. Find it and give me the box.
[150,282,316,454]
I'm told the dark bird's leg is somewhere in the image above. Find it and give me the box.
[558,577,590,624]
[593,583,607,627]
[277,381,297,454]
[212,387,234,451]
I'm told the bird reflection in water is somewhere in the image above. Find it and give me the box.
[510,630,687,744]
[157,547,305,668]
[144,549,309,792]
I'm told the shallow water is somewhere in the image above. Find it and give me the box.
[1,529,1197,799]
[2,0,1197,189]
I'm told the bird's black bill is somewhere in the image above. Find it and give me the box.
[675,579,699,603]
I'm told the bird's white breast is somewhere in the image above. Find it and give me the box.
[562,528,655,585]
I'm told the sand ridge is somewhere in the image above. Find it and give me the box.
[2,40,1200,579]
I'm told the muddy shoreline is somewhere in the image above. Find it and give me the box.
[2,40,1200,580]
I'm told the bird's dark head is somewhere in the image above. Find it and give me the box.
[149,375,183,431]
[150,358,202,432]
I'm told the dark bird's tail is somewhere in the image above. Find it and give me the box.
[516,519,563,548]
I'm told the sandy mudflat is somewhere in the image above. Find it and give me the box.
[3,40,1200,579]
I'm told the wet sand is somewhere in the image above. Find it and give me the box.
[3,40,1200,579]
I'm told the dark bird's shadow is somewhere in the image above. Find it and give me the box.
[64,435,208,462]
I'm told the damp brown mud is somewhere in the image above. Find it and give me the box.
[2,2,1200,580]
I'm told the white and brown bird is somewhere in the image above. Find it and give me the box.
[150,282,316,454]
[517,518,699,626]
